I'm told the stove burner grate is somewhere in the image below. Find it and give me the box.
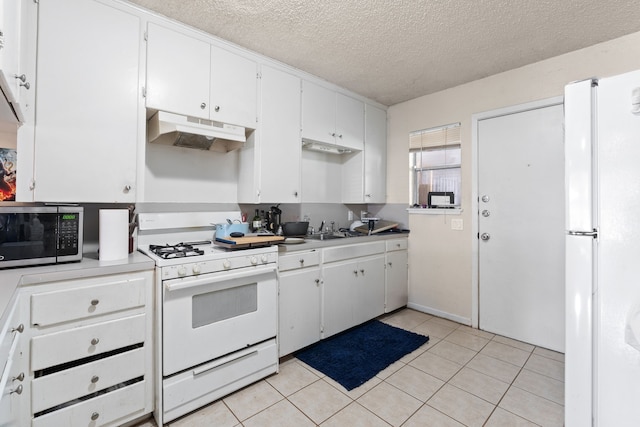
[149,243,205,259]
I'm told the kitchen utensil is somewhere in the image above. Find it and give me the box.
[354,220,399,235]
[282,221,309,237]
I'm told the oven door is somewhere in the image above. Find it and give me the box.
[162,264,277,376]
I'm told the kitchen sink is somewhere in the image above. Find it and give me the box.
[306,234,346,241]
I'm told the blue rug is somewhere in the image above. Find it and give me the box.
[295,320,429,390]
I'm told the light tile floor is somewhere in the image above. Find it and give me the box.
[135,308,564,427]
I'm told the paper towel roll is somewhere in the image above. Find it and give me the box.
[99,209,129,261]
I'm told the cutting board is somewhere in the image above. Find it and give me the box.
[214,234,284,248]
[354,220,399,235]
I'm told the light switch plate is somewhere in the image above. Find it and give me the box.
[451,218,463,230]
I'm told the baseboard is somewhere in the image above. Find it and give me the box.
[406,302,471,326]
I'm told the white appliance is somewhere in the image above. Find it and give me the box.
[565,70,640,426]
[137,211,278,425]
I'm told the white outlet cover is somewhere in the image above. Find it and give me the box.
[451,218,463,230]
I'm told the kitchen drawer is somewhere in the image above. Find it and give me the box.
[322,241,385,264]
[32,379,146,427]
[31,314,146,371]
[278,250,320,272]
[385,238,408,252]
[32,347,145,413]
[163,339,277,423]
[30,275,146,327]
[0,300,22,377]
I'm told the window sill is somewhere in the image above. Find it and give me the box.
[407,207,463,215]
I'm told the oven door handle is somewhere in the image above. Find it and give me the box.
[164,264,276,292]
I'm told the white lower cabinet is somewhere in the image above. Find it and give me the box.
[385,239,409,312]
[322,254,385,338]
[277,238,407,357]
[0,300,26,427]
[278,251,321,356]
[24,270,154,426]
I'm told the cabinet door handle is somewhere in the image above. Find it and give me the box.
[12,372,24,382]
[299,259,305,265]
[214,105,220,112]
[91,375,100,384]
[14,74,26,82]
[91,412,100,421]
[10,385,23,395]
[200,102,206,110]
[360,269,365,274]
[315,279,320,286]
[19,81,30,90]
[388,262,393,267]
[91,338,100,346]
[123,184,132,193]
[353,270,358,276]
[11,324,24,334]
[337,134,343,138]
[90,299,99,306]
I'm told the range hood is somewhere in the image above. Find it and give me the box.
[148,111,246,152]
[301,139,357,155]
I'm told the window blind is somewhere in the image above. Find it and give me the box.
[409,123,460,150]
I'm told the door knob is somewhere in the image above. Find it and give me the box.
[481,195,490,203]
[480,233,491,241]
[482,210,490,217]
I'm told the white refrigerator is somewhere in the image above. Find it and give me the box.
[565,69,640,426]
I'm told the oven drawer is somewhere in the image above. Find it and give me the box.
[32,379,146,427]
[279,250,320,272]
[32,347,145,413]
[30,275,146,327]
[31,314,146,371]
[163,339,277,423]
[162,266,277,376]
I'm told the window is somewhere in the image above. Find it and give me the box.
[409,123,461,207]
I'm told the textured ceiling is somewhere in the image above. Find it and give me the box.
[124,0,640,106]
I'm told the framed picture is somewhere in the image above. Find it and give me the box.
[0,148,17,201]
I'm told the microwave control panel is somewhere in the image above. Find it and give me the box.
[58,213,80,255]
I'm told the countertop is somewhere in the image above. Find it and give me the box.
[0,251,155,327]
[277,231,408,254]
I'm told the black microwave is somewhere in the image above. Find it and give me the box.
[0,204,83,268]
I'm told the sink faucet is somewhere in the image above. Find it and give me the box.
[318,220,325,234]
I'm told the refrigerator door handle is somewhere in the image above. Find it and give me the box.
[567,228,598,238]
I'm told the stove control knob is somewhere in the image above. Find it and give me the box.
[250,256,258,265]
[177,266,187,277]
[192,264,201,275]
[261,255,268,263]
[223,260,231,269]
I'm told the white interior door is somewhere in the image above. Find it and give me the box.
[478,103,565,352]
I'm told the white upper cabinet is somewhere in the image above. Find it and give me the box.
[0,0,31,123]
[364,104,387,203]
[301,80,364,151]
[33,0,141,203]
[146,23,257,129]
[210,45,257,128]
[238,65,301,203]
[146,23,210,120]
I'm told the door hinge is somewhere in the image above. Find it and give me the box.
[256,72,261,79]
[142,86,146,98]
[143,31,148,42]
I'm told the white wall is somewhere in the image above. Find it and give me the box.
[388,31,640,324]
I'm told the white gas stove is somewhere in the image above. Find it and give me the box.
[137,211,277,279]
[137,211,279,425]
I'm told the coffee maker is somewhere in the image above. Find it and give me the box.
[266,204,282,234]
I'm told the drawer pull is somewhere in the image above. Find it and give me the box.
[353,270,358,276]
[299,259,305,265]
[90,299,100,306]
[11,324,24,334]
[91,338,100,346]
[10,384,23,395]
[91,412,100,421]
[360,269,365,274]
[12,372,24,382]
[91,375,99,384]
